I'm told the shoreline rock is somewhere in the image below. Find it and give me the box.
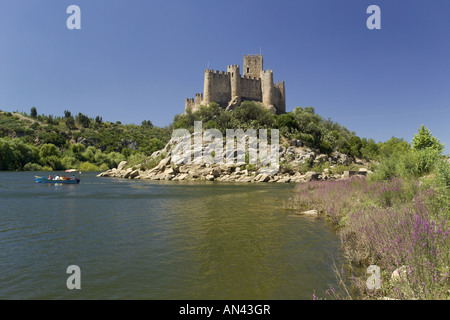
[97,136,372,184]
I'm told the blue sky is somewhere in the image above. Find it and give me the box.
[0,0,449,152]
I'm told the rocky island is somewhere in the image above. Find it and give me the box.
[97,135,372,183]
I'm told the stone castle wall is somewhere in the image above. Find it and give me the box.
[240,76,262,102]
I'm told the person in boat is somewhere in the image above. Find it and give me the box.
[72,175,77,181]
[54,175,60,180]
[48,175,52,180]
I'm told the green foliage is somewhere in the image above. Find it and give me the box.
[435,158,450,191]
[370,148,442,182]
[378,137,411,159]
[79,162,100,171]
[61,156,78,169]
[0,138,40,170]
[360,138,379,160]
[39,143,61,158]
[400,148,441,177]
[141,120,153,128]
[30,107,37,118]
[76,113,91,128]
[65,116,76,129]
[105,152,126,169]
[412,125,444,153]
[370,125,446,183]
[23,162,45,171]
[126,153,148,168]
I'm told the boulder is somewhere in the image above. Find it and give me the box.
[299,210,319,216]
[117,161,127,171]
[277,177,291,183]
[339,153,349,165]
[314,154,328,163]
[129,170,140,179]
[158,156,172,170]
[304,171,321,181]
[123,168,133,179]
[173,173,188,181]
[164,167,175,175]
[210,168,221,178]
[239,176,253,183]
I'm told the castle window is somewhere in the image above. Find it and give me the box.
[247,68,250,73]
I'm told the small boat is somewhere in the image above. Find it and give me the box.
[35,176,80,184]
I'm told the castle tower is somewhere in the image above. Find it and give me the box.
[243,54,263,78]
[203,69,213,106]
[227,65,241,99]
[261,70,274,107]
[277,81,286,114]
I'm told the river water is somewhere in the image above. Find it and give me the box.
[0,171,343,299]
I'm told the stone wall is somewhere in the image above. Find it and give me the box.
[204,70,231,108]
[240,76,262,102]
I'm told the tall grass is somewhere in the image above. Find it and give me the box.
[290,175,450,299]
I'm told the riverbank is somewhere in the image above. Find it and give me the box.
[290,175,450,300]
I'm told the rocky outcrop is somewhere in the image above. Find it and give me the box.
[97,135,372,184]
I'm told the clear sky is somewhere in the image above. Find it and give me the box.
[0,0,449,152]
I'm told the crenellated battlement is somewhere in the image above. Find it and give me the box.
[186,54,285,115]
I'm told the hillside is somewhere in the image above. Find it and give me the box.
[2,101,443,179]
[0,109,170,171]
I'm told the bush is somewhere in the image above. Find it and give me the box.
[61,156,79,169]
[435,158,450,191]
[41,155,63,170]
[39,143,61,159]
[79,162,100,171]
[23,163,44,171]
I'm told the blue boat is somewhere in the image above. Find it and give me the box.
[35,176,80,184]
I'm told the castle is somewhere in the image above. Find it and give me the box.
[185,54,286,115]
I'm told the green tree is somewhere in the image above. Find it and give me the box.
[76,113,91,128]
[95,116,103,125]
[30,107,37,118]
[39,143,61,158]
[412,125,444,153]
[65,116,76,129]
[378,137,411,158]
[141,120,153,128]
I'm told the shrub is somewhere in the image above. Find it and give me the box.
[23,163,44,171]
[435,158,450,191]
[61,156,79,169]
[79,162,100,171]
[39,143,61,159]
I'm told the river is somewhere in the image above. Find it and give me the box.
[0,171,344,299]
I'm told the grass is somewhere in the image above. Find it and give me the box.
[289,175,450,300]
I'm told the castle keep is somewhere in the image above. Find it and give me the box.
[185,54,285,115]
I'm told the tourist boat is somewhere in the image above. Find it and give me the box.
[35,176,80,184]
[35,169,81,184]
